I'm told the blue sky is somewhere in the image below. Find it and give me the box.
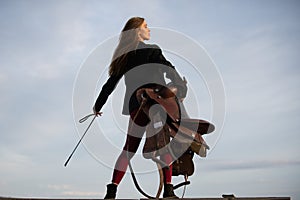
[0,0,300,199]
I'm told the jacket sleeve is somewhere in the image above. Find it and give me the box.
[150,45,187,98]
[94,74,122,112]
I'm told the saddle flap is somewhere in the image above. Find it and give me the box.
[180,118,215,135]
[169,122,209,157]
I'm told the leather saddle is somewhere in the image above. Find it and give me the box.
[135,84,215,177]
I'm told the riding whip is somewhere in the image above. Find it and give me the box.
[64,113,98,167]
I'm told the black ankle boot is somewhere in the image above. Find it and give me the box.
[163,184,179,199]
[104,183,117,199]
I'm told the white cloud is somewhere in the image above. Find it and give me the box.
[200,159,300,171]
[62,191,102,197]
[0,148,33,170]
[0,72,6,83]
[47,184,71,191]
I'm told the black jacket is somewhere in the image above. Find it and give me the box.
[94,41,186,115]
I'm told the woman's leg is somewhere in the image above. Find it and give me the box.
[104,110,149,199]
[111,109,149,185]
[161,152,178,198]
[161,153,173,184]
[111,134,142,184]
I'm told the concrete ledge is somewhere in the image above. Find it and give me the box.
[0,197,291,200]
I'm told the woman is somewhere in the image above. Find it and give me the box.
[93,17,187,199]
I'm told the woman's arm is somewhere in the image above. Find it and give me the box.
[150,46,187,98]
[94,74,122,112]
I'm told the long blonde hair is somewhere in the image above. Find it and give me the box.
[109,17,145,76]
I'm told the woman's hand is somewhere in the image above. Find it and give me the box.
[93,106,103,117]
